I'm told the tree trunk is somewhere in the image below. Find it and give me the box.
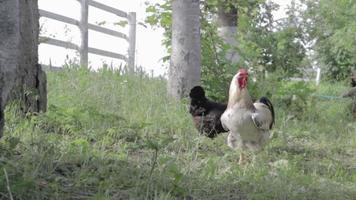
[0,0,47,137]
[168,0,201,100]
[217,3,239,64]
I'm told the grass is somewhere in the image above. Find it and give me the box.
[0,67,355,199]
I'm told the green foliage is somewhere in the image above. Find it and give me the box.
[0,68,355,199]
[200,19,236,101]
[145,0,310,101]
[248,73,316,119]
[236,1,308,78]
[302,0,356,81]
[145,1,172,58]
[273,81,315,119]
[145,1,266,101]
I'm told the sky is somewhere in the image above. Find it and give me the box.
[38,0,291,77]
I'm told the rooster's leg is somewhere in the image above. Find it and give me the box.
[227,133,238,149]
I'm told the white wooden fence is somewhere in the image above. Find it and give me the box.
[289,67,321,85]
[39,0,136,72]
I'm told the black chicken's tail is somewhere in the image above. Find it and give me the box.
[259,97,275,129]
[189,86,206,99]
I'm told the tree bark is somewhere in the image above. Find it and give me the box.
[217,3,239,64]
[168,0,201,100]
[0,0,47,137]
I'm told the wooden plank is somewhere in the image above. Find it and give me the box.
[41,64,63,72]
[88,47,127,61]
[39,9,127,40]
[39,1,131,63]
[39,9,79,26]
[39,37,126,60]
[316,67,321,85]
[89,0,128,18]
[80,0,89,67]
[76,0,128,18]
[128,12,136,73]
[88,23,128,40]
[39,36,79,50]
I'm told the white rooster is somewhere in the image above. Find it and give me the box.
[221,68,275,164]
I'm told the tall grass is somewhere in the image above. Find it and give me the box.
[0,67,355,199]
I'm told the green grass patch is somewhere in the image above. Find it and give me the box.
[0,67,355,199]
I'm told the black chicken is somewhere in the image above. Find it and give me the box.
[189,86,228,138]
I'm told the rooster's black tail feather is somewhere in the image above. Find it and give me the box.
[259,97,275,129]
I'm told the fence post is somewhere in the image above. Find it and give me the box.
[316,67,321,85]
[128,12,136,73]
[80,0,89,67]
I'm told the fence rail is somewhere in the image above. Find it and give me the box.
[83,0,128,18]
[39,0,135,71]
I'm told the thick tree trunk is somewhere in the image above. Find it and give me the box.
[168,0,201,100]
[0,0,47,137]
[0,94,3,135]
[217,3,239,64]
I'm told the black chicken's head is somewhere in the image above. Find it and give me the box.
[351,77,356,87]
[189,86,205,99]
[189,86,207,115]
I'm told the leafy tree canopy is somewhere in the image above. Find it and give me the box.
[145,0,354,100]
